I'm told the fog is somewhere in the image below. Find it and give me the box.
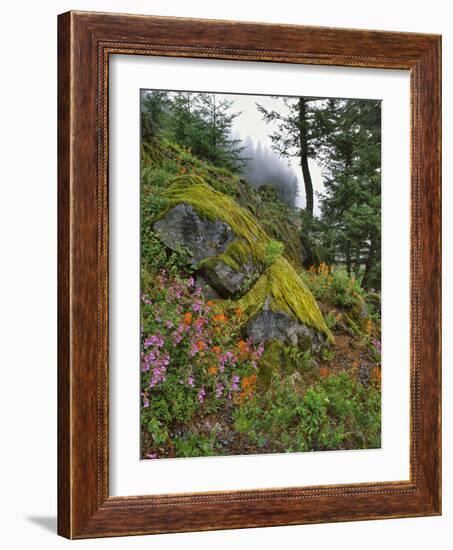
[221,93,325,215]
[240,136,299,207]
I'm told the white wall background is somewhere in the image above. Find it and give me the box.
[0,1,450,548]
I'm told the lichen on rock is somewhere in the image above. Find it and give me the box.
[160,175,269,264]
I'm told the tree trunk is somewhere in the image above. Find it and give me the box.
[298,98,314,216]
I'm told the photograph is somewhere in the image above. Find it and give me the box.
[0,0,445,544]
[140,89,383,460]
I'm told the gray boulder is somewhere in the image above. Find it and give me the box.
[194,276,221,300]
[244,300,326,350]
[200,258,259,297]
[153,203,234,266]
[154,203,260,297]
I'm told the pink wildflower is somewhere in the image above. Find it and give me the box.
[231,374,240,391]
[197,386,206,403]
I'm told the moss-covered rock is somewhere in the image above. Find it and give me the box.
[155,175,334,347]
[153,203,235,266]
[257,340,286,390]
[234,257,334,347]
[160,175,270,260]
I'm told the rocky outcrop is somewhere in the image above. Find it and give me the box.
[153,203,234,266]
[153,175,334,350]
[244,299,327,350]
[350,294,370,330]
[154,202,261,297]
[200,257,259,297]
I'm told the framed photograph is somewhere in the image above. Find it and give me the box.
[58,11,441,538]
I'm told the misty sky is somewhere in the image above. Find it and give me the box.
[221,93,325,214]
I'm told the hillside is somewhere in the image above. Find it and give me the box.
[140,138,381,458]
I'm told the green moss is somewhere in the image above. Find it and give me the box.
[142,138,170,166]
[343,313,362,338]
[161,175,270,266]
[257,341,286,390]
[234,257,334,344]
[199,240,253,272]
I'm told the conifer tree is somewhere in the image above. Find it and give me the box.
[257,97,321,216]
[193,93,245,171]
[317,98,381,289]
[140,90,170,141]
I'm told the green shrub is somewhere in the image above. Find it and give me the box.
[232,370,381,453]
[301,264,365,309]
[173,431,220,458]
[264,239,284,266]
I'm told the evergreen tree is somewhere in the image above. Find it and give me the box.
[317,98,381,289]
[169,92,194,148]
[140,90,170,141]
[193,93,245,171]
[257,97,322,216]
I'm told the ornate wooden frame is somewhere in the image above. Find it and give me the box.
[58,10,441,539]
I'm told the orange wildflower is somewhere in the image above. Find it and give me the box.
[371,367,381,385]
[207,300,214,307]
[212,313,227,322]
[212,346,221,354]
[237,374,257,402]
[237,339,249,359]
[319,367,330,379]
[183,312,192,325]
[241,373,257,389]
[196,340,206,351]
[208,366,218,376]
[235,391,248,404]
[236,378,257,403]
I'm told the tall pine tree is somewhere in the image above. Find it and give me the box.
[317,98,381,289]
[193,93,245,171]
[257,97,322,216]
[140,90,170,142]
